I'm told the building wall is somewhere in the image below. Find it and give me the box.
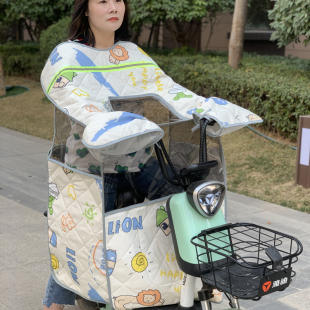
[285,36,310,59]
[138,13,310,60]
[201,13,232,52]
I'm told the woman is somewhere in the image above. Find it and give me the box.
[43,0,128,309]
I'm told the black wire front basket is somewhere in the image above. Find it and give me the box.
[191,223,303,300]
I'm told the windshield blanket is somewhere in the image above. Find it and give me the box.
[41,41,262,136]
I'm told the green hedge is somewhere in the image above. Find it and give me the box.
[152,53,310,140]
[40,17,71,60]
[0,42,43,79]
[0,17,71,80]
[1,38,310,139]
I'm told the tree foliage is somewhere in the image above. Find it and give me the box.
[1,0,74,41]
[40,17,71,59]
[269,0,310,47]
[246,0,272,29]
[130,0,234,25]
[129,0,234,47]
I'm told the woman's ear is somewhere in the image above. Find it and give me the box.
[85,11,88,16]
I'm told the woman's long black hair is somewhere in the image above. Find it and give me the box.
[68,0,129,47]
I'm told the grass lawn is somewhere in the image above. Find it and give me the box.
[0,77,54,140]
[221,128,310,213]
[1,76,309,213]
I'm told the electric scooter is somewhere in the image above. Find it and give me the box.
[45,114,302,310]
[155,118,303,310]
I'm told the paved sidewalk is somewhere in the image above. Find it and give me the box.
[0,127,309,310]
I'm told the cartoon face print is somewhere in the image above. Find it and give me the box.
[143,294,156,304]
[53,72,77,89]
[114,289,164,310]
[113,48,123,57]
[109,45,129,65]
[53,76,69,88]
[93,240,117,276]
[137,290,164,306]
[247,114,262,122]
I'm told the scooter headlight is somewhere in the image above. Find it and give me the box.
[186,181,225,217]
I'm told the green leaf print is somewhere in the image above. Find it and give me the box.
[73,134,81,141]
[76,148,89,158]
[88,165,101,175]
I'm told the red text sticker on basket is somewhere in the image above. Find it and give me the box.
[258,267,292,298]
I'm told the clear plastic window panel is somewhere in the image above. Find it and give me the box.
[50,106,224,212]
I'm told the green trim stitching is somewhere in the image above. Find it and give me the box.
[47,62,159,94]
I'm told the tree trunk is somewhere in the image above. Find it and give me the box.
[151,21,160,49]
[147,23,155,48]
[229,0,248,69]
[194,20,202,52]
[23,19,35,41]
[0,56,6,97]
[129,31,140,44]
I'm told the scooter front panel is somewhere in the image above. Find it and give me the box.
[167,192,226,277]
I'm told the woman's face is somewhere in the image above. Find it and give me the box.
[87,0,125,36]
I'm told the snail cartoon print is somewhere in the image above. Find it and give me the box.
[131,252,148,273]
[127,250,153,279]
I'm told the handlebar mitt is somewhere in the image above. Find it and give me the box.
[82,111,164,161]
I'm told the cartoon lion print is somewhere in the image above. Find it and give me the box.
[114,289,164,310]
[109,45,129,65]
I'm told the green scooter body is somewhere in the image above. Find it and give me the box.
[167,192,227,277]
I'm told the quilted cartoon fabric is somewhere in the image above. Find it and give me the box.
[48,160,188,307]
[82,111,164,160]
[64,121,155,174]
[40,41,263,140]
[43,41,262,308]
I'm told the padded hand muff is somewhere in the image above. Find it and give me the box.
[82,111,164,160]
